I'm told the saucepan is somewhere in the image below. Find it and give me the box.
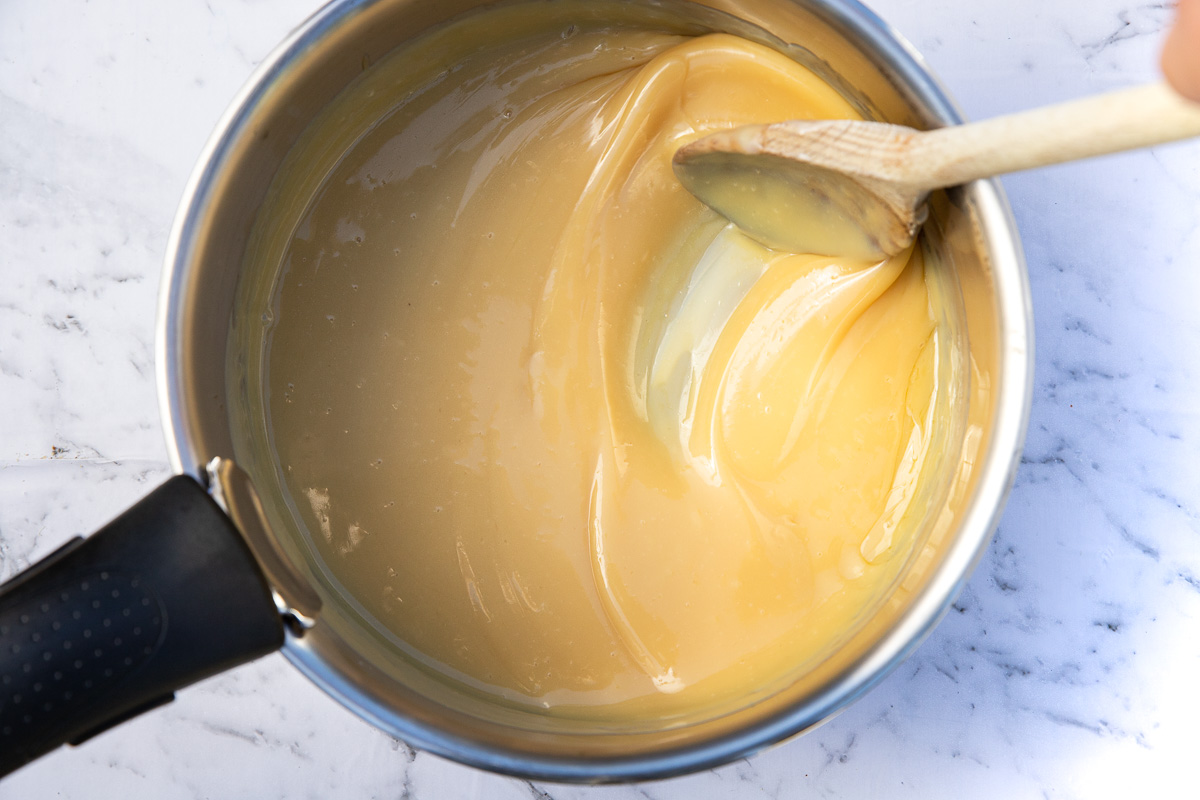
[0,0,1032,782]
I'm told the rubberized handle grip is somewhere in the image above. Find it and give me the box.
[0,475,285,776]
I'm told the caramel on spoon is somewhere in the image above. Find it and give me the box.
[673,83,1200,260]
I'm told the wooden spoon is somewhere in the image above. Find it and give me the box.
[673,83,1200,260]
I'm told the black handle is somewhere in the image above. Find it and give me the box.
[0,475,284,776]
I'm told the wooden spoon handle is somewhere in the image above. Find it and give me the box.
[905,82,1200,189]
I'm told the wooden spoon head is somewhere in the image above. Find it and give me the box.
[673,122,927,260]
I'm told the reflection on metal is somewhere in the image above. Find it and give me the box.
[206,457,321,634]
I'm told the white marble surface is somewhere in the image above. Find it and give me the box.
[1,0,1198,797]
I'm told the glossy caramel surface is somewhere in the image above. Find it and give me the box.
[236,4,951,719]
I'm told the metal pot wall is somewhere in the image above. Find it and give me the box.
[0,0,1032,783]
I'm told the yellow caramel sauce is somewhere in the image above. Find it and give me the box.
[232,4,955,720]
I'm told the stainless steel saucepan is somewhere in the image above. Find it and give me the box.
[0,0,1032,782]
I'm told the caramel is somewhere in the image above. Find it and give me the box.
[234,4,948,719]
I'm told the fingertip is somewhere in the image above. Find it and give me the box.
[1163,0,1200,102]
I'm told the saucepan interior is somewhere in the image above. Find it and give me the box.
[158,0,1032,782]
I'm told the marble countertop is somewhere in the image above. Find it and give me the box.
[1,0,1197,797]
